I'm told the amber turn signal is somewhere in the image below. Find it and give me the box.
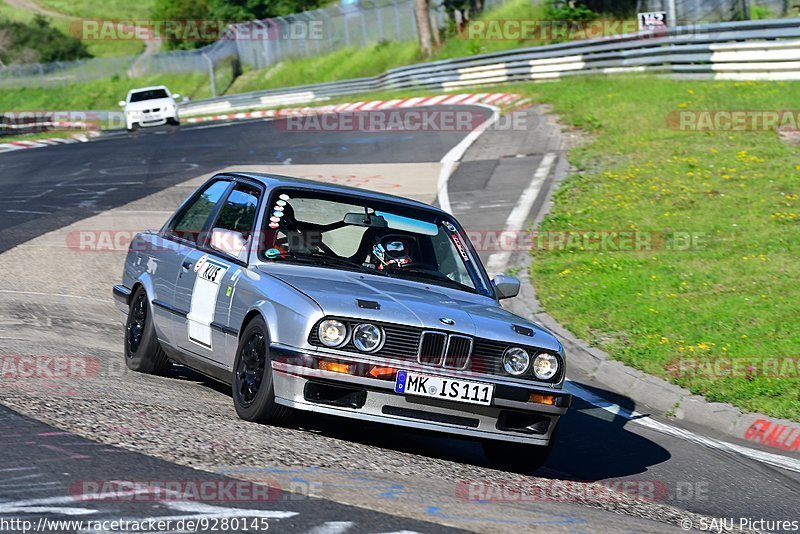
[318,360,353,374]
[528,393,556,405]
[368,366,397,379]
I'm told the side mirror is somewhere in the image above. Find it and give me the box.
[182,96,190,103]
[118,100,126,107]
[210,228,248,262]
[172,93,180,99]
[492,275,520,300]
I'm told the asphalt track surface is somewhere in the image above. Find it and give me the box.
[0,108,798,533]
[0,405,465,533]
[0,112,470,253]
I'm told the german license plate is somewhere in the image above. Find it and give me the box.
[394,370,493,406]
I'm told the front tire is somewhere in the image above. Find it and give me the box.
[232,316,290,424]
[125,287,170,374]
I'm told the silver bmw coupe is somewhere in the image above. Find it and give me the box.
[113,172,571,471]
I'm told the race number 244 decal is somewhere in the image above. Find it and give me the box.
[187,256,229,349]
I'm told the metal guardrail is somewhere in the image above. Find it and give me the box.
[180,17,800,117]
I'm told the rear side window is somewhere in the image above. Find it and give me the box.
[212,183,261,240]
[169,180,230,244]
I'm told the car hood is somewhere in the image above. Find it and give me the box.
[260,264,561,352]
[126,98,174,111]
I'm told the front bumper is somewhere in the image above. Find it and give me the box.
[127,111,177,128]
[113,284,130,319]
[271,345,571,445]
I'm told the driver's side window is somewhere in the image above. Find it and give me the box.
[168,180,230,245]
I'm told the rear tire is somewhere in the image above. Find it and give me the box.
[125,287,170,374]
[232,316,291,424]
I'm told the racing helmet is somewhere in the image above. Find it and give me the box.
[373,235,414,269]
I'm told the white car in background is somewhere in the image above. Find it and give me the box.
[119,86,182,132]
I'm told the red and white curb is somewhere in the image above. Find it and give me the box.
[185,93,528,124]
[0,131,100,154]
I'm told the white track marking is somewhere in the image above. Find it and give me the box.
[6,209,51,215]
[484,152,557,276]
[162,501,298,519]
[565,381,800,473]
[436,104,500,214]
[0,289,107,302]
[305,521,354,534]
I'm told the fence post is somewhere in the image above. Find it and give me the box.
[374,0,384,42]
[666,0,677,26]
[201,52,217,97]
[359,6,369,45]
[253,20,270,69]
[319,10,333,49]
[391,0,402,40]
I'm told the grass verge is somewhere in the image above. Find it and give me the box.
[0,1,144,57]
[0,72,211,111]
[228,0,548,93]
[512,76,800,421]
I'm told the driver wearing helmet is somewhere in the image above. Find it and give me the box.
[372,235,413,270]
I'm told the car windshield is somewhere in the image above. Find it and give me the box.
[130,89,169,102]
[259,189,493,297]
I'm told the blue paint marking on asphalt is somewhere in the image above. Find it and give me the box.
[425,506,587,526]
[210,466,589,526]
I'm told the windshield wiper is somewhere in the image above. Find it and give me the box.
[387,267,476,293]
[275,252,387,276]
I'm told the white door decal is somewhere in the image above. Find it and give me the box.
[187,259,229,349]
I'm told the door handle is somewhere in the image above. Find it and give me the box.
[182,260,192,270]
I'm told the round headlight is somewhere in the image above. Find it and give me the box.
[352,323,383,352]
[502,347,530,376]
[533,353,559,380]
[318,319,347,347]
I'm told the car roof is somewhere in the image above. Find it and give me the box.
[225,172,448,216]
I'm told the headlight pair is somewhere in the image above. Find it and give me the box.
[318,319,383,352]
[502,347,559,380]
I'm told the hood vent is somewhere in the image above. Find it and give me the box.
[513,324,534,337]
[357,299,380,310]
